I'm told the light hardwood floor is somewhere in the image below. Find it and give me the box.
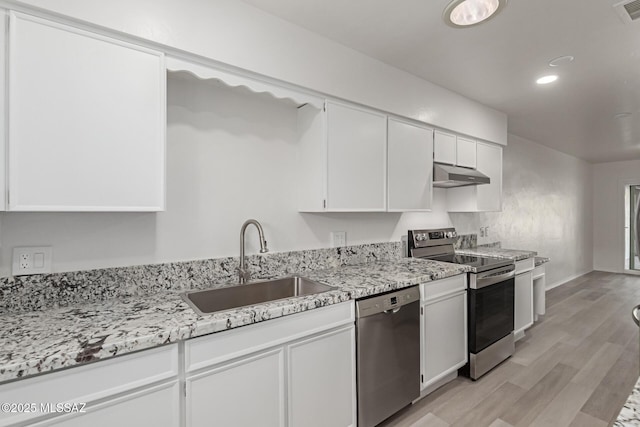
[381,271,640,427]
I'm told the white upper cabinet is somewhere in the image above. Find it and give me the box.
[447,141,502,212]
[434,130,476,168]
[456,136,476,168]
[8,12,166,211]
[433,130,456,165]
[297,101,387,212]
[326,102,387,211]
[387,118,433,211]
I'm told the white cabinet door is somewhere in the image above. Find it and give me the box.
[9,12,165,211]
[433,130,456,165]
[387,119,433,211]
[186,348,285,427]
[515,271,534,336]
[288,326,356,427]
[421,291,467,389]
[446,141,502,212]
[456,137,476,169]
[32,382,180,427]
[476,141,502,211]
[326,102,387,211]
[0,11,6,211]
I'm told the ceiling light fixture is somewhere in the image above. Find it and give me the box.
[549,55,574,67]
[536,75,558,85]
[444,0,507,28]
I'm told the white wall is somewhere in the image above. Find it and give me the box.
[592,159,640,273]
[13,0,506,145]
[0,76,452,276]
[450,134,593,289]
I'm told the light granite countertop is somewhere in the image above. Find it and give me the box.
[0,258,469,383]
[535,256,550,267]
[615,377,640,426]
[456,246,538,261]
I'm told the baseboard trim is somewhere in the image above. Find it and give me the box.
[545,270,592,291]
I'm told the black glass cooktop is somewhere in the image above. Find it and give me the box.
[428,253,512,273]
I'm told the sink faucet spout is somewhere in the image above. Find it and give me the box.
[239,219,269,284]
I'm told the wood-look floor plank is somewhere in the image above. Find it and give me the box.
[500,363,578,426]
[383,272,640,427]
[569,411,608,427]
[408,413,450,427]
[488,420,514,427]
[430,361,524,424]
[570,342,625,390]
[528,382,593,427]
[508,341,575,390]
[580,338,639,424]
[449,382,526,427]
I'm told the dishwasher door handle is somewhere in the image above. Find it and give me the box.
[384,307,402,314]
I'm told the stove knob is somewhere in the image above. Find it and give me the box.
[452,231,457,237]
[446,231,453,238]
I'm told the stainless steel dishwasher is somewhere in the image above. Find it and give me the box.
[356,286,421,427]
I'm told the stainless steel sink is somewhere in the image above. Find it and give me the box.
[181,276,335,315]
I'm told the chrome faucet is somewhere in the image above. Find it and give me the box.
[238,219,269,284]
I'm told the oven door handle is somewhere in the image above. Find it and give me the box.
[473,266,515,289]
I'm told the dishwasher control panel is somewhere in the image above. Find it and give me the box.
[356,286,420,317]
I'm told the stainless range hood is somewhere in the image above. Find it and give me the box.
[433,164,490,188]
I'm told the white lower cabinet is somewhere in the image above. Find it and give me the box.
[187,349,286,427]
[0,344,179,427]
[32,381,180,427]
[288,327,356,427]
[515,270,534,338]
[514,257,535,340]
[184,302,356,427]
[419,275,467,392]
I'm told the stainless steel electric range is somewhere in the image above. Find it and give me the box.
[408,228,516,380]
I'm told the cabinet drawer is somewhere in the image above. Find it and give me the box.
[0,344,178,427]
[515,258,534,274]
[185,302,354,373]
[420,274,466,302]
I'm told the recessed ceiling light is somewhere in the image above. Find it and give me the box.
[536,75,558,85]
[443,0,507,28]
[549,55,574,67]
[614,112,632,119]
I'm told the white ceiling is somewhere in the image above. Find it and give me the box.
[241,0,640,163]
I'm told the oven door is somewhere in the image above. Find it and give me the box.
[468,265,515,354]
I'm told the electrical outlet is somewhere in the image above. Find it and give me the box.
[12,247,52,276]
[480,227,485,237]
[485,226,490,237]
[330,231,347,248]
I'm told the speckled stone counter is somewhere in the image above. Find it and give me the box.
[535,256,550,267]
[0,257,468,383]
[455,246,537,261]
[614,377,640,426]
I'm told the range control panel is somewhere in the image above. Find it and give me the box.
[408,228,458,249]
